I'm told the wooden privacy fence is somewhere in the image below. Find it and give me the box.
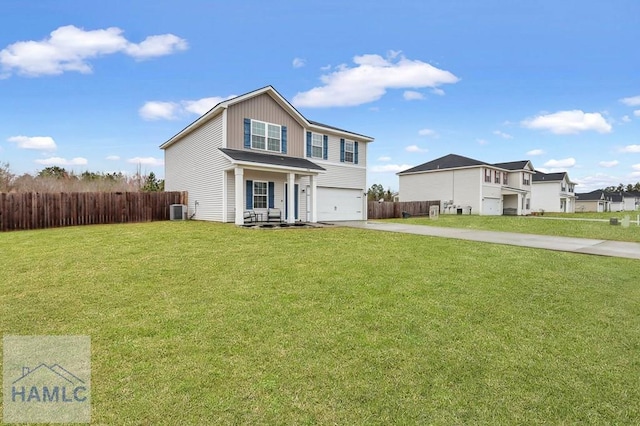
[0,191,188,231]
[368,200,440,219]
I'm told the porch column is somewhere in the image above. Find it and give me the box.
[310,174,318,223]
[234,167,244,225]
[287,172,295,224]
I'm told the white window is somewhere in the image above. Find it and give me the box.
[312,133,323,158]
[344,141,354,163]
[251,120,281,152]
[494,170,500,184]
[484,169,491,183]
[522,174,531,186]
[503,172,508,185]
[253,181,267,209]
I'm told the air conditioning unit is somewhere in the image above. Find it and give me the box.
[170,204,187,220]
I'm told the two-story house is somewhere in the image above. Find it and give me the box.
[531,170,577,213]
[397,154,534,215]
[160,86,373,224]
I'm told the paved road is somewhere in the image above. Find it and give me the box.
[335,221,640,260]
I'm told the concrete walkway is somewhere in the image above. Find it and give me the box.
[335,221,640,260]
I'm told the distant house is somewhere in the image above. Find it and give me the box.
[397,153,534,215]
[621,191,640,211]
[575,190,612,212]
[160,86,373,224]
[531,170,577,213]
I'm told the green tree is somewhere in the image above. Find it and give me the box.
[142,172,161,192]
[38,166,68,179]
[367,183,385,201]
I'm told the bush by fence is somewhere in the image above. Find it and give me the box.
[368,200,440,219]
[0,191,188,231]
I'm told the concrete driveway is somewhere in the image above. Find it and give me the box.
[335,221,640,260]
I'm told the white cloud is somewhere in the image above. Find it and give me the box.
[526,149,545,156]
[127,156,164,166]
[544,157,576,168]
[371,164,414,173]
[140,95,236,120]
[7,135,57,150]
[292,57,306,68]
[493,130,513,139]
[181,96,232,115]
[522,110,612,134]
[634,110,640,117]
[139,101,179,120]
[35,156,87,166]
[292,52,459,107]
[124,34,187,60]
[418,128,437,137]
[573,173,620,192]
[0,25,187,77]
[106,155,120,161]
[477,139,488,145]
[320,64,331,71]
[378,156,391,162]
[620,95,640,106]
[405,145,428,153]
[599,160,619,168]
[622,115,631,122]
[403,90,424,100]
[632,164,640,171]
[620,145,640,153]
[431,88,445,96]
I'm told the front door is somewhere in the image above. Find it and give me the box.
[284,183,299,220]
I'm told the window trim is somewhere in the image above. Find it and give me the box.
[502,172,508,185]
[253,181,268,209]
[311,133,323,159]
[494,170,500,184]
[344,141,354,163]
[251,119,281,153]
[484,169,492,183]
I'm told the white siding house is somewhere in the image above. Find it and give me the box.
[530,171,576,213]
[398,154,534,216]
[161,86,373,224]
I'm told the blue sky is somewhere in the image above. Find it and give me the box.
[1,0,638,192]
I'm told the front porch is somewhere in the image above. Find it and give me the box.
[501,187,530,216]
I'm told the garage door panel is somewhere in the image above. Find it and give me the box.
[317,188,363,221]
[482,198,501,215]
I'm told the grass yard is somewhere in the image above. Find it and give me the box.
[387,214,640,242]
[2,221,640,424]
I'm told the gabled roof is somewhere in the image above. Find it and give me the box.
[576,190,607,201]
[493,160,534,171]
[533,170,565,182]
[219,148,325,172]
[398,154,489,175]
[160,86,373,149]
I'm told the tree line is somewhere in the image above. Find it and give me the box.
[601,182,640,193]
[0,163,164,193]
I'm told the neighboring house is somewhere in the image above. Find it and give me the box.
[622,191,640,211]
[161,86,373,224]
[608,192,624,212]
[397,154,534,215]
[575,190,612,212]
[531,170,577,213]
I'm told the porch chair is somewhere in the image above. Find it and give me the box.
[243,210,257,223]
[267,208,282,223]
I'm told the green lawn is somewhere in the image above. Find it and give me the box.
[387,214,640,242]
[2,221,640,424]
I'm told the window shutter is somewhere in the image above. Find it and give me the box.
[306,132,312,157]
[354,142,359,164]
[340,139,345,162]
[281,126,287,154]
[244,118,251,149]
[268,182,275,208]
[246,180,253,209]
[323,135,328,160]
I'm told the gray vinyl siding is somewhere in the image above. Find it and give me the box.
[226,93,305,156]
[316,163,366,190]
[164,112,228,221]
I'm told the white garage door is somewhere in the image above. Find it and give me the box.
[317,187,363,221]
[482,198,501,215]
